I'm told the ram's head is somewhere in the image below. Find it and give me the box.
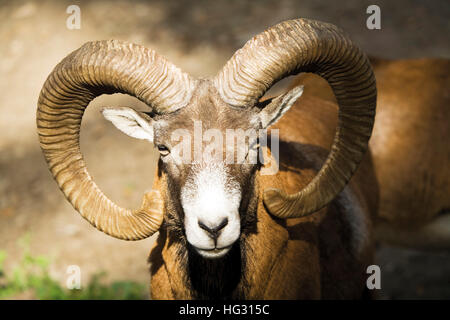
[37,19,376,259]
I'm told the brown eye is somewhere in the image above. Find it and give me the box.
[249,139,260,150]
[157,145,170,156]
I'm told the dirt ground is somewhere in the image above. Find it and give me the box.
[0,0,449,299]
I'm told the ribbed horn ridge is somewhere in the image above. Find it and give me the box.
[214,19,376,218]
[37,40,196,240]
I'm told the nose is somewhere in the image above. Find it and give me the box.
[198,218,229,241]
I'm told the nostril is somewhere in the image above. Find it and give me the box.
[198,218,229,239]
[217,217,229,231]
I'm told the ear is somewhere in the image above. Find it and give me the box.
[258,85,304,128]
[101,107,154,142]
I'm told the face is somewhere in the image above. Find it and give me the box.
[102,82,303,259]
[152,85,262,259]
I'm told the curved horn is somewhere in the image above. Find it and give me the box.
[37,40,196,240]
[214,19,376,218]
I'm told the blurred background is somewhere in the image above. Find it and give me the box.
[0,0,449,299]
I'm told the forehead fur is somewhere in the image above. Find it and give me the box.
[153,79,260,137]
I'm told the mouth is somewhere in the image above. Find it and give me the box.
[193,245,233,259]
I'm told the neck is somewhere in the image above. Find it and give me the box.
[186,239,246,299]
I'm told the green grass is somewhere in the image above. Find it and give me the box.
[0,235,147,300]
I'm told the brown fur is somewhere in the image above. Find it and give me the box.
[288,58,450,229]
[147,58,449,299]
[148,83,375,299]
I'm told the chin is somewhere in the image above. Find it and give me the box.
[193,245,233,259]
